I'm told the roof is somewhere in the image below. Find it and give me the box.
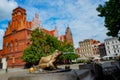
[13,6,26,12]
[99,43,105,46]
[42,29,55,36]
[104,37,118,41]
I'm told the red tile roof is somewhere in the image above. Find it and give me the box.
[42,29,55,37]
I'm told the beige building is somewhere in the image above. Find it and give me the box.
[79,39,100,58]
[75,48,80,57]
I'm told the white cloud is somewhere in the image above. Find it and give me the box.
[0,0,18,20]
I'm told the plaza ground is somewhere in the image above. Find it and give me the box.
[0,62,120,80]
[0,63,92,80]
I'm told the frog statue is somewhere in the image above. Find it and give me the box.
[29,50,62,73]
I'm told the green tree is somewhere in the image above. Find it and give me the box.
[22,28,62,65]
[45,34,61,54]
[96,0,120,39]
[59,53,78,64]
[59,43,78,64]
[22,28,46,64]
[60,41,74,52]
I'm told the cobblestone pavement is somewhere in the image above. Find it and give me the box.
[0,70,28,80]
[0,63,87,80]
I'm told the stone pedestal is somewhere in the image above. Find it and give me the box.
[8,69,90,80]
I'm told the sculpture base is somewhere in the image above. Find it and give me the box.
[33,68,71,74]
[8,69,90,80]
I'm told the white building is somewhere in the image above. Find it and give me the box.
[104,37,120,57]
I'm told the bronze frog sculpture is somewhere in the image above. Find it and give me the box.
[29,50,62,73]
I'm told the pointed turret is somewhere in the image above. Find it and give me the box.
[65,26,74,45]
[32,13,41,29]
[54,26,59,38]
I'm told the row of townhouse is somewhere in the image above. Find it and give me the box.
[76,37,120,59]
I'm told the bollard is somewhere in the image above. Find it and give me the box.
[6,67,8,73]
[65,65,70,69]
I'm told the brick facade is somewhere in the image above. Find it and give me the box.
[1,7,32,68]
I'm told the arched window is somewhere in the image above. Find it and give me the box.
[17,11,21,15]
[10,41,13,52]
[14,39,18,51]
[6,42,8,48]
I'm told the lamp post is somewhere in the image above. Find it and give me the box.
[6,56,9,73]
[0,56,2,69]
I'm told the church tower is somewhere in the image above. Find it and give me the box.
[2,7,32,68]
[65,27,74,45]
[5,7,27,36]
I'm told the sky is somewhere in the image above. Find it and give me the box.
[0,0,109,49]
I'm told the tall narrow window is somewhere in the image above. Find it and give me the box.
[116,45,118,48]
[114,50,116,53]
[15,40,18,51]
[113,45,115,49]
[117,50,119,53]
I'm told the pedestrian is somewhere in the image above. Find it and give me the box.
[6,66,8,73]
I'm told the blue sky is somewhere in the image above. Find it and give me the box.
[0,0,109,49]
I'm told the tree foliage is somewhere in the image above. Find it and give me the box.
[96,0,120,39]
[22,28,61,64]
[59,53,78,64]
[58,43,78,64]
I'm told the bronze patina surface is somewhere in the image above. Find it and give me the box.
[29,50,62,73]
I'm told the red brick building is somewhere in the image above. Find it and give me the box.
[0,7,73,68]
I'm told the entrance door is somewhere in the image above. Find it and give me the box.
[2,58,7,69]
